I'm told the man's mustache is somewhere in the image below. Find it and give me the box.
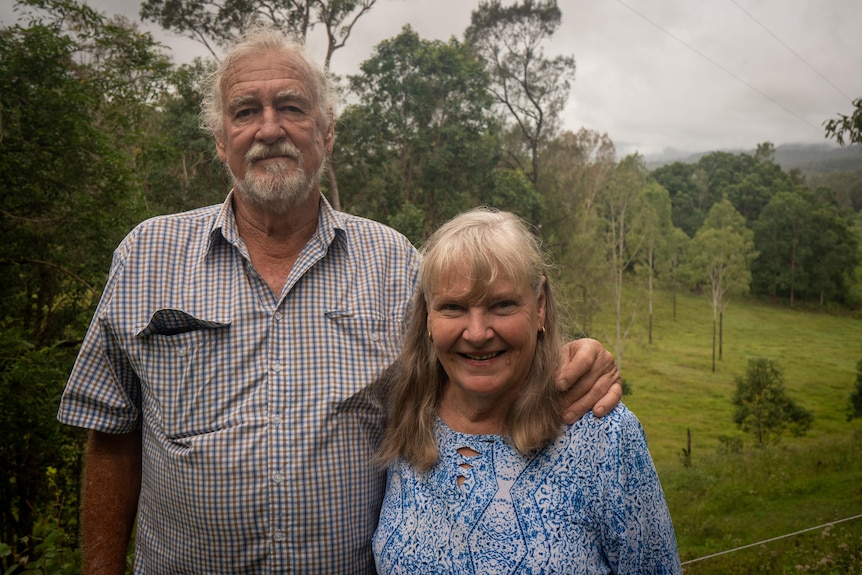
[246,142,302,164]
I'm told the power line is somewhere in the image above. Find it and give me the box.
[729,0,853,103]
[681,512,862,566]
[613,0,821,132]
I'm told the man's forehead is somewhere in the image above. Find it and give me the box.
[222,51,317,100]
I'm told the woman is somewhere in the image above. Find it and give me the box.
[373,207,682,574]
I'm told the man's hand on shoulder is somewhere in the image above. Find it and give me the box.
[556,338,622,424]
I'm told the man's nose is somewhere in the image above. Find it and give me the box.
[256,108,285,143]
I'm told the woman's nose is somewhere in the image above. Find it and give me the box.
[462,309,492,343]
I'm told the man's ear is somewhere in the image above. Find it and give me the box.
[215,137,226,162]
[324,123,335,154]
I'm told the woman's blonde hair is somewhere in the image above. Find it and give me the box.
[379,207,564,471]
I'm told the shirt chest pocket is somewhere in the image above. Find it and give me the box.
[134,309,233,439]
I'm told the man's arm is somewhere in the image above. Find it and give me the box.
[556,338,623,424]
[82,429,142,575]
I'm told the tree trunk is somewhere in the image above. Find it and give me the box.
[327,162,340,211]
[712,317,716,373]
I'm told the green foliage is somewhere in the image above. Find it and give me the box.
[465,0,574,187]
[0,335,87,572]
[731,358,813,446]
[0,0,173,568]
[651,161,714,237]
[137,58,229,215]
[824,97,862,147]
[2,516,82,575]
[539,129,616,331]
[686,200,756,310]
[338,25,503,240]
[651,146,861,308]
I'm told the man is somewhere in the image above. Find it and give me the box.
[58,25,622,574]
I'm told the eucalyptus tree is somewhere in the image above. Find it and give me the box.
[140,0,377,67]
[661,227,691,321]
[825,97,862,146]
[686,200,757,372]
[336,26,507,241]
[539,129,615,331]
[635,181,675,344]
[465,0,575,189]
[598,154,650,370]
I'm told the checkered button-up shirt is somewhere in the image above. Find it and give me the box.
[58,194,420,573]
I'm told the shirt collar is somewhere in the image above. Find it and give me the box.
[203,191,347,260]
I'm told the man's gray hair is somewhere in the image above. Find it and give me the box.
[199,24,336,140]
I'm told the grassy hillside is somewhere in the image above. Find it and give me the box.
[584,288,862,572]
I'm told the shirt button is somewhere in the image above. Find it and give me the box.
[370,331,380,342]
[270,414,282,426]
[271,361,283,373]
[273,530,285,542]
[274,310,283,321]
[176,347,187,357]
[272,472,284,484]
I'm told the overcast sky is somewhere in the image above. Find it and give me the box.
[4,0,860,158]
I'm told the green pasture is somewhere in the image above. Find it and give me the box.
[585,289,862,572]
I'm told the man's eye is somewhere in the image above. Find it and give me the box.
[236,109,254,118]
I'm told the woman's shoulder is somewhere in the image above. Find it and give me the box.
[560,403,645,448]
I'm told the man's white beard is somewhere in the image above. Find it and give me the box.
[232,141,326,214]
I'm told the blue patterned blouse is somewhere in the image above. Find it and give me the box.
[373,404,682,574]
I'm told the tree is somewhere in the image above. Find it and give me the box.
[539,129,615,332]
[732,358,813,446]
[635,181,674,344]
[824,97,862,146]
[598,154,649,370]
[465,0,575,189]
[686,200,757,372]
[803,194,860,306]
[651,161,712,237]
[848,359,862,421]
[138,59,229,215]
[752,189,811,305]
[337,26,506,240]
[661,227,690,321]
[0,0,173,565]
[140,0,377,68]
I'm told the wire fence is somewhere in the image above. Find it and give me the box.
[681,512,862,566]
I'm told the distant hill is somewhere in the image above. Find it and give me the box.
[773,143,862,173]
[645,143,862,174]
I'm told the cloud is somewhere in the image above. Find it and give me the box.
[3,0,860,158]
